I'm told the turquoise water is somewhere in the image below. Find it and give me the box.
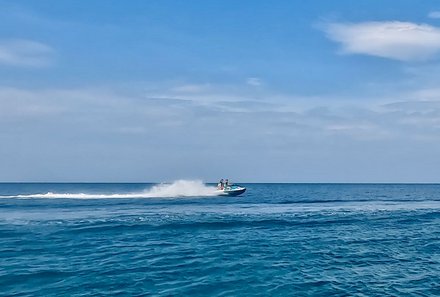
[1,183,439,296]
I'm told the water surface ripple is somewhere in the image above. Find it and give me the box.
[1,183,439,296]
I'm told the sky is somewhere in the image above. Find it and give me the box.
[1,0,440,182]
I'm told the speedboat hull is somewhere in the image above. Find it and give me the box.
[217,185,246,196]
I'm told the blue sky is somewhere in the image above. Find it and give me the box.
[2,0,440,182]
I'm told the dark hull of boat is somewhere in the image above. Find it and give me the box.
[223,187,246,196]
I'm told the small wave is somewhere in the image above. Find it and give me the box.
[0,180,219,199]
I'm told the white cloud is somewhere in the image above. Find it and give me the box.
[324,21,440,61]
[246,77,262,86]
[170,83,211,93]
[0,39,54,67]
[428,11,440,19]
[1,84,439,139]
[409,87,440,100]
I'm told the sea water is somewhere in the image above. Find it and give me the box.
[0,182,439,296]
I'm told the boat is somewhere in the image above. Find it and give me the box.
[217,185,246,196]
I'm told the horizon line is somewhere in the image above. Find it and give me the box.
[1,181,440,185]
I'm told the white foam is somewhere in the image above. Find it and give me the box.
[0,180,219,199]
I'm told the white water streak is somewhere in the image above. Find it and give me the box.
[0,180,219,199]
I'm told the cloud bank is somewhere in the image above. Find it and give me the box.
[1,84,440,182]
[324,21,440,61]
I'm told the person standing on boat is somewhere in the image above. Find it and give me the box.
[218,179,224,190]
[224,179,229,188]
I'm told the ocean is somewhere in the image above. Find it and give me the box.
[0,182,439,296]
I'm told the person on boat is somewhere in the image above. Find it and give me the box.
[224,179,229,189]
[218,179,224,190]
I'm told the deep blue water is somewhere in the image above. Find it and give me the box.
[1,183,439,296]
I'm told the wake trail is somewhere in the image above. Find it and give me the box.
[0,180,220,199]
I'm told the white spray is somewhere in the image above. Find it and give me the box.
[0,180,219,199]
